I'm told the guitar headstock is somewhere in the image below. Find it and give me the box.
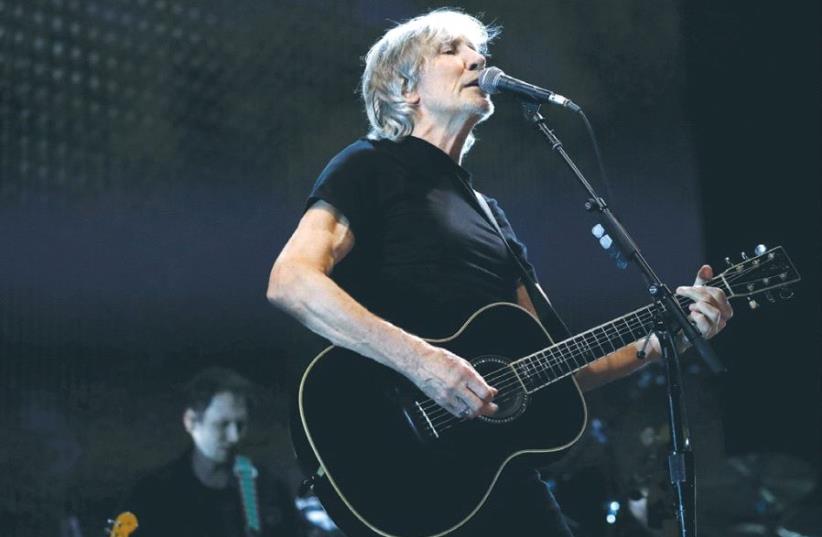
[717,245,800,309]
[107,512,138,537]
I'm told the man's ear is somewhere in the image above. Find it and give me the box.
[402,76,420,106]
[403,88,420,106]
[183,409,197,433]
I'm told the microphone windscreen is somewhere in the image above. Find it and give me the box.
[478,67,505,95]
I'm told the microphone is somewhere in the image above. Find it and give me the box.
[478,67,581,112]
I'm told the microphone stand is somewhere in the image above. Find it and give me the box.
[520,102,725,537]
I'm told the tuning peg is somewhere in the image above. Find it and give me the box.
[754,244,767,256]
[765,291,776,303]
[747,297,759,310]
[725,257,733,267]
[779,287,794,300]
[741,252,750,260]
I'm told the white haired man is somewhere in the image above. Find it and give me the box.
[268,9,732,536]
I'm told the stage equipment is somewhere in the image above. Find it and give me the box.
[478,67,581,112]
[518,96,800,537]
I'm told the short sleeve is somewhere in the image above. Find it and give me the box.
[306,139,382,238]
[482,194,539,283]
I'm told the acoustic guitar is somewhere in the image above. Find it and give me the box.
[293,246,799,537]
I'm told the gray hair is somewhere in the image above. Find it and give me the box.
[361,9,500,154]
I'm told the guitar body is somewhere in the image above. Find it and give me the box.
[291,247,800,537]
[293,303,588,537]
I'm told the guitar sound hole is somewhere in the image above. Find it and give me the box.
[472,356,528,423]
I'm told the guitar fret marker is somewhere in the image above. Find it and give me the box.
[509,362,529,393]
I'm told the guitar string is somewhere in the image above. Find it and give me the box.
[424,307,651,416]
[420,288,689,418]
[424,261,778,432]
[416,260,778,431]
[425,271,785,432]
[418,256,775,423]
[421,274,750,429]
[423,306,658,428]
[418,262,779,430]
[424,311,658,429]
[420,258,772,418]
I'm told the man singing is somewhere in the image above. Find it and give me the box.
[267,9,731,536]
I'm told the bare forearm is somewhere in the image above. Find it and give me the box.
[270,205,499,418]
[267,262,430,379]
[574,336,661,392]
[515,281,662,392]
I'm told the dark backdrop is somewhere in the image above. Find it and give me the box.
[1,1,818,536]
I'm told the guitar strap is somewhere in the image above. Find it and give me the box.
[471,188,572,342]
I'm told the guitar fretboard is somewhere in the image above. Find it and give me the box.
[234,456,261,535]
[511,277,731,392]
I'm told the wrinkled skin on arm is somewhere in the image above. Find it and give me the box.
[267,201,497,418]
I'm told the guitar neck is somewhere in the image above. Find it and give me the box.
[234,456,262,535]
[512,275,731,393]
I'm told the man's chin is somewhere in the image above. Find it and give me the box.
[472,99,494,123]
[208,448,234,464]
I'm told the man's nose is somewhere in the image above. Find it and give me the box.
[225,423,240,443]
[467,51,486,71]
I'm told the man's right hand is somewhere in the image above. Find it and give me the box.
[410,344,498,419]
[269,204,498,420]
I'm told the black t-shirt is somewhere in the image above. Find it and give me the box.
[307,136,537,338]
[124,450,303,537]
[306,136,574,535]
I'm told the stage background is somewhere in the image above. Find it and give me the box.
[1,1,818,535]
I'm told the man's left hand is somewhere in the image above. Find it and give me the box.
[675,264,734,340]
